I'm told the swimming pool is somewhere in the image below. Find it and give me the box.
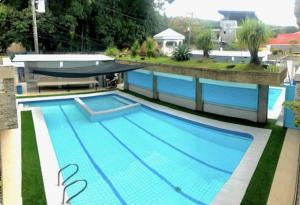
[268,88,282,110]
[24,94,253,205]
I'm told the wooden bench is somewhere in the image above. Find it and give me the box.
[37,77,98,92]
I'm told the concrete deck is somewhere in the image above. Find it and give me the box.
[0,112,22,205]
[267,129,300,205]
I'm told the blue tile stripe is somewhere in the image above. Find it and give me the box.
[141,105,253,140]
[123,116,232,175]
[99,122,206,205]
[59,106,127,205]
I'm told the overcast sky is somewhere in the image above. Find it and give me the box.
[164,0,298,27]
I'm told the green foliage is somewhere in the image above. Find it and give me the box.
[105,45,119,57]
[0,0,166,52]
[283,101,300,127]
[195,29,213,58]
[142,37,158,58]
[172,44,191,61]
[131,40,140,57]
[237,19,270,65]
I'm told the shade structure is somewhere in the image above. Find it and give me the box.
[28,61,146,78]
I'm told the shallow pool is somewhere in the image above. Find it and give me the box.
[268,88,282,110]
[24,94,253,205]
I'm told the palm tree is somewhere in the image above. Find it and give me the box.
[195,29,213,58]
[237,19,269,65]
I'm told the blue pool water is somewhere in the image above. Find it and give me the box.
[268,88,282,110]
[24,95,253,205]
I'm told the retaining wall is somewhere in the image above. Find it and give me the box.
[126,69,266,122]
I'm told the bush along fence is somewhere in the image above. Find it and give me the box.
[284,83,300,129]
[124,69,269,123]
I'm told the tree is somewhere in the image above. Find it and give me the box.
[237,19,269,65]
[0,0,166,52]
[195,29,213,58]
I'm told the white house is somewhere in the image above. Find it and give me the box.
[154,28,185,56]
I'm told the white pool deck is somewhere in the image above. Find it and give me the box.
[17,90,271,205]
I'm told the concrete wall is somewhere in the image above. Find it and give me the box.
[126,69,268,122]
[0,67,18,130]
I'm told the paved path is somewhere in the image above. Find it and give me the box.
[268,128,300,205]
[0,126,22,205]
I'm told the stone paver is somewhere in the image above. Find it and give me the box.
[0,127,22,205]
[267,128,300,205]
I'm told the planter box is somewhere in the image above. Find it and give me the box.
[117,60,287,86]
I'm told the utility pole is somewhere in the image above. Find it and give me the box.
[187,12,193,48]
[31,0,39,53]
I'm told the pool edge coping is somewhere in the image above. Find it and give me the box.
[17,91,271,205]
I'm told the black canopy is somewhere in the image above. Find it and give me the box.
[29,61,145,78]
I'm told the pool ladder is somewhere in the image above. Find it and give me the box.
[57,163,88,204]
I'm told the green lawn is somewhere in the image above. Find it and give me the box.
[241,123,286,205]
[21,111,46,205]
[118,56,279,72]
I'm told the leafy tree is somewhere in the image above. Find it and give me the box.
[237,19,269,65]
[142,37,158,58]
[0,0,167,52]
[195,29,213,58]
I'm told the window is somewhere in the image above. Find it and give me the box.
[166,41,176,48]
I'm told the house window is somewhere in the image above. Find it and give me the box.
[166,41,176,48]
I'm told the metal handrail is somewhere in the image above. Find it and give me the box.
[62,180,88,204]
[57,164,79,186]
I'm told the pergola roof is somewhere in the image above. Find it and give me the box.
[12,54,114,62]
[12,54,145,78]
[154,28,185,41]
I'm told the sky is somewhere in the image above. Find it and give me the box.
[164,0,298,27]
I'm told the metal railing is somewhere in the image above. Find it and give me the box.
[62,180,88,204]
[57,164,79,186]
[57,163,88,204]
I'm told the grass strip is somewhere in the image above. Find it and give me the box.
[21,111,47,205]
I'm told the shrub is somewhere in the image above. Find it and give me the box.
[105,45,119,57]
[131,40,140,57]
[237,19,269,65]
[195,29,213,58]
[142,37,158,58]
[172,44,191,61]
[283,101,300,127]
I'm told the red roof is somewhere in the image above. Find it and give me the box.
[268,32,300,45]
